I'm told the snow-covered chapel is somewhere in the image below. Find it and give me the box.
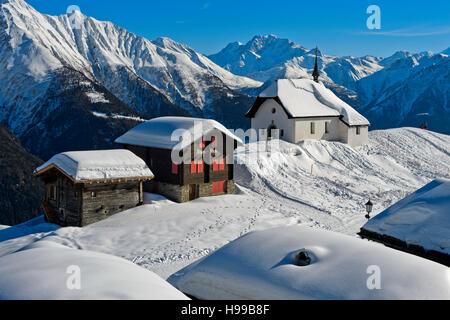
[245,49,370,147]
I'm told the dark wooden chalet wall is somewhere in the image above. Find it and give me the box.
[122,131,235,187]
[81,182,141,226]
[39,168,143,227]
[40,170,82,226]
[359,228,450,267]
[122,130,237,202]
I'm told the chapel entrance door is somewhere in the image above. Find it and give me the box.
[267,124,277,140]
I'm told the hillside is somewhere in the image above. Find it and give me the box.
[0,128,448,279]
[0,124,44,225]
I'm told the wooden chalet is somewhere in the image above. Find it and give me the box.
[115,117,243,202]
[34,150,154,227]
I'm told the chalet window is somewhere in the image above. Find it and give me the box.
[310,122,315,134]
[172,162,178,174]
[356,126,361,135]
[325,122,329,134]
[212,181,226,193]
[191,161,197,174]
[191,161,204,174]
[280,129,284,137]
[91,191,97,198]
[271,108,276,114]
[213,159,225,172]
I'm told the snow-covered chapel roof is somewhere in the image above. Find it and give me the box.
[115,117,243,150]
[246,79,370,126]
[34,150,154,182]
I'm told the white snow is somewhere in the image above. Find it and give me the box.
[0,240,188,300]
[92,111,146,122]
[168,225,450,300]
[1,128,449,297]
[115,116,243,150]
[85,91,110,104]
[259,79,370,126]
[34,149,153,181]
[362,179,450,254]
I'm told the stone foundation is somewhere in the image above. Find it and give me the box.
[147,180,236,203]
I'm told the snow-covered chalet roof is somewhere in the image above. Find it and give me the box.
[246,79,370,126]
[115,116,243,150]
[34,149,154,182]
[168,225,450,299]
[361,179,450,255]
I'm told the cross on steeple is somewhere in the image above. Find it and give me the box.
[312,46,320,83]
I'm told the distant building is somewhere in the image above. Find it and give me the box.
[116,117,243,203]
[34,150,153,227]
[359,179,450,267]
[246,49,370,147]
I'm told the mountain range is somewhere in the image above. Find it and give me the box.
[209,35,450,133]
[0,0,261,160]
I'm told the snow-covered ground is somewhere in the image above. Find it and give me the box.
[168,226,450,299]
[0,128,449,294]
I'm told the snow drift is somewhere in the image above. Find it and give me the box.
[168,225,450,300]
[0,240,188,300]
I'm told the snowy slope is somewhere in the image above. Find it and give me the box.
[0,128,448,281]
[168,226,450,300]
[357,53,450,133]
[209,35,382,91]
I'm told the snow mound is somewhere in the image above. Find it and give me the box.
[362,179,450,254]
[258,79,369,126]
[168,225,450,300]
[34,149,153,181]
[0,241,188,300]
[115,116,243,150]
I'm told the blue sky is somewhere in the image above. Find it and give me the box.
[27,0,450,57]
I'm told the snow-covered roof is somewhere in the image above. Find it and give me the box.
[168,225,450,300]
[0,241,188,300]
[34,149,153,182]
[362,179,450,255]
[247,79,370,126]
[115,116,243,150]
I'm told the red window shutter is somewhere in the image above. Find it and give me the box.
[219,181,225,192]
[213,160,218,172]
[191,161,197,174]
[200,138,205,149]
[172,162,178,174]
[219,158,225,171]
[198,160,204,173]
[212,182,218,193]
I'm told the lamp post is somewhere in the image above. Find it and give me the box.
[365,199,373,220]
